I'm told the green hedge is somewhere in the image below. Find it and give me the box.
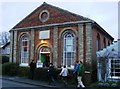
[2,62,19,76]
[2,63,76,84]
[34,68,49,81]
[37,68,76,84]
[17,67,30,78]
[2,56,9,64]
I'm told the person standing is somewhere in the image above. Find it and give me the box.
[59,65,68,86]
[48,63,55,86]
[29,59,36,79]
[73,61,85,89]
[73,61,80,86]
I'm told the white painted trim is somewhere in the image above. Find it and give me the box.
[85,71,91,74]
[10,20,92,31]
[108,76,120,79]
[40,52,50,54]
[19,63,29,67]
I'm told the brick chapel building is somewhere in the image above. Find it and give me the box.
[9,2,114,83]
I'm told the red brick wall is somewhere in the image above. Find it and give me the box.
[14,4,83,29]
[92,28,113,55]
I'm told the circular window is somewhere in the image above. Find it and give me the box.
[39,10,49,22]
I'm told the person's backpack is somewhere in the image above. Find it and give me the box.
[77,64,85,76]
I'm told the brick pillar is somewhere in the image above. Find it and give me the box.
[86,23,92,65]
[10,31,14,62]
[84,23,92,86]
[13,31,17,63]
[30,30,34,62]
[53,27,58,67]
[78,24,84,62]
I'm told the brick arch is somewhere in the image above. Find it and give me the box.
[18,32,30,42]
[59,27,78,39]
[35,42,53,53]
[35,42,53,64]
[96,33,101,51]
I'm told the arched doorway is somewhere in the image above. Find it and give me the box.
[39,46,51,67]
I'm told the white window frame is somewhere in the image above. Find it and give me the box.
[20,35,29,66]
[63,32,75,68]
[108,58,120,79]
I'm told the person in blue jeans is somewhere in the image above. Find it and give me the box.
[73,61,85,89]
[73,61,80,86]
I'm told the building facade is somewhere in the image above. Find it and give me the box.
[9,2,114,83]
[2,42,10,57]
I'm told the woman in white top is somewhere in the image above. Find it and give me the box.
[59,65,68,86]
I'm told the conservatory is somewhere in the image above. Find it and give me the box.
[96,39,120,82]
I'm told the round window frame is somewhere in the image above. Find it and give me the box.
[39,10,50,22]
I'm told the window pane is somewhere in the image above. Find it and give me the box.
[66,45,73,52]
[63,32,75,67]
[24,47,27,51]
[67,52,71,58]
[20,35,29,64]
[66,39,73,45]
[67,58,71,67]
[110,59,120,77]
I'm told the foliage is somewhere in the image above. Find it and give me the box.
[2,63,77,84]
[34,68,49,81]
[2,56,9,64]
[90,81,119,88]
[2,62,19,76]
[17,67,30,78]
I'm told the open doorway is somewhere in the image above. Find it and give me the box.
[40,53,50,67]
[39,46,51,67]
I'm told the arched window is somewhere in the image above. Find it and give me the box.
[103,37,106,48]
[20,34,29,66]
[96,33,101,51]
[108,40,110,46]
[63,31,75,68]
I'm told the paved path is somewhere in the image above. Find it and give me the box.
[1,76,119,89]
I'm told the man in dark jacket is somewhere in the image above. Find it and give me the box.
[29,60,36,79]
[48,63,55,86]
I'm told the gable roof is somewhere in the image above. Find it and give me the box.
[12,2,92,29]
[10,2,114,41]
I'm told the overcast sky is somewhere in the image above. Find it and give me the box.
[0,0,119,41]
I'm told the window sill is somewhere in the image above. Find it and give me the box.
[19,63,29,67]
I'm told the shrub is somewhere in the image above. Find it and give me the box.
[2,62,19,76]
[2,56,9,64]
[34,68,49,81]
[17,67,30,78]
[34,67,76,84]
[2,63,76,85]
